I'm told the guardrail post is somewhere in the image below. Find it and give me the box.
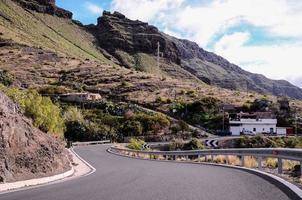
[211,155,214,162]
[198,154,201,162]
[257,157,262,170]
[241,156,245,167]
[278,158,283,174]
[300,161,302,177]
[185,155,189,161]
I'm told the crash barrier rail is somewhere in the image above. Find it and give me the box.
[72,140,111,146]
[109,146,302,175]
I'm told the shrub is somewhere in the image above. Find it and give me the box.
[186,90,198,97]
[184,138,204,150]
[169,139,185,151]
[170,124,181,134]
[127,138,145,150]
[63,107,84,123]
[0,70,14,86]
[39,85,68,95]
[178,120,190,133]
[121,81,133,87]
[122,120,143,137]
[0,86,65,136]
[265,158,278,169]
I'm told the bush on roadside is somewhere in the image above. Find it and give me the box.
[127,138,145,150]
[169,139,185,151]
[184,138,205,150]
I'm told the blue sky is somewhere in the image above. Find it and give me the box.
[57,0,302,88]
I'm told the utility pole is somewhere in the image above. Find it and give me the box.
[295,110,298,136]
[246,80,249,96]
[157,41,160,69]
[222,105,225,132]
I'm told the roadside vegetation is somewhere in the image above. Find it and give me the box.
[127,138,146,150]
[0,84,65,136]
[170,97,224,132]
[169,138,205,151]
[235,135,302,148]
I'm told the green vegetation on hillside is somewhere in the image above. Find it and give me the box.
[0,84,65,136]
[62,104,171,142]
[169,138,204,151]
[0,0,111,63]
[171,97,223,132]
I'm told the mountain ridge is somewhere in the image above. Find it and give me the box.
[1,0,302,100]
[87,11,302,99]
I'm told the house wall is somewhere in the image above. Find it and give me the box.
[276,128,287,135]
[230,119,277,135]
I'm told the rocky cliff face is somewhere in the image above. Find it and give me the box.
[13,0,72,19]
[0,92,70,183]
[90,11,302,99]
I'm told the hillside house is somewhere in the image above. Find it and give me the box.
[229,112,277,136]
[60,93,102,103]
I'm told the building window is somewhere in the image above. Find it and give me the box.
[270,128,274,133]
[253,128,256,132]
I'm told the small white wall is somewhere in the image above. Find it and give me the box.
[230,126,241,136]
[276,128,287,135]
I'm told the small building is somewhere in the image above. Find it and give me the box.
[276,127,294,136]
[60,93,102,103]
[229,112,277,136]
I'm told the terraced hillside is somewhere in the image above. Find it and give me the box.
[0,0,111,63]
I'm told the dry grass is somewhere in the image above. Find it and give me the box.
[228,156,241,166]
[265,158,278,169]
[244,156,258,168]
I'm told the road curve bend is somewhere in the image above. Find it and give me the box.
[0,145,294,200]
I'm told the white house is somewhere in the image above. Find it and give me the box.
[229,112,277,136]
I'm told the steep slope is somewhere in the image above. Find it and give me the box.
[90,11,302,99]
[0,91,70,183]
[0,0,111,63]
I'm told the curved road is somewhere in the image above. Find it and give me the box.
[0,145,293,200]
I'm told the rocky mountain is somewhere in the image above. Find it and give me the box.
[0,92,70,183]
[87,11,302,99]
[1,0,302,100]
[13,0,72,19]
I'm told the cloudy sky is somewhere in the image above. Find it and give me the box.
[57,0,302,87]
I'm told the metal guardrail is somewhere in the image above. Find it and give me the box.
[109,146,302,175]
[72,140,111,146]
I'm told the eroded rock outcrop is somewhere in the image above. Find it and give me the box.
[13,0,72,19]
[88,11,302,99]
[0,92,70,183]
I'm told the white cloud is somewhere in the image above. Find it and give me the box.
[109,0,302,87]
[214,32,302,87]
[111,0,184,22]
[85,2,103,15]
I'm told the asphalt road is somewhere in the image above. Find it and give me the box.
[0,145,293,200]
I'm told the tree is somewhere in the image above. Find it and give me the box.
[63,107,84,123]
[178,120,189,133]
[122,120,143,137]
[184,138,204,150]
